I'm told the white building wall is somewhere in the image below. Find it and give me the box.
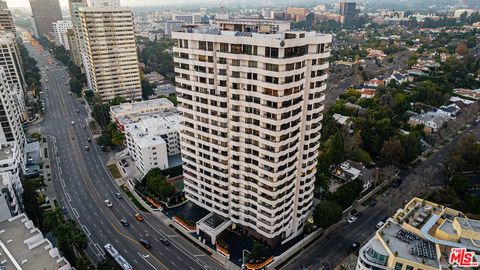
[52,20,72,47]
[173,28,331,242]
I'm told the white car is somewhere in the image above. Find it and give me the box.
[104,199,112,207]
[71,121,75,125]
[376,221,385,229]
[347,216,358,224]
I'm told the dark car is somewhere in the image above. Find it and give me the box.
[120,218,129,226]
[354,211,363,218]
[139,239,152,249]
[87,138,92,142]
[61,207,68,215]
[160,238,170,246]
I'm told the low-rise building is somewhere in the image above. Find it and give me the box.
[110,98,175,130]
[124,112,181,175]
[408,112,449,133]
[0,214,71,269]
[437,104,461,119]
[356,197,480,270]
[357,88,376,99]
[332,113,351,126]
[453,88,480,100]
[331,160,373,192]
[0,171,22,220]
[364,78,385,88]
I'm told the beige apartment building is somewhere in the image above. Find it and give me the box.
[78,6,142,102]
[173,20,331,245]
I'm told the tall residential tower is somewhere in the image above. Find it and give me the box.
[29,0,63,40]
[78,3,142,102]
[173,20,331,245]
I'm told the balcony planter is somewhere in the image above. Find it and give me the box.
[173,215,196,232]
[245,256,274,270]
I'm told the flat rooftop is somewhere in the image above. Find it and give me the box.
[117,107,180,127]
[125,115,180,148]
[110,98,174,116]
[380,222,440,268]
[0,214,71,270]
[0,143,15,161]
[175,26,330,40]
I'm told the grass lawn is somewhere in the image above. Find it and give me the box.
[107,164,122,179]
[125,190,148,212]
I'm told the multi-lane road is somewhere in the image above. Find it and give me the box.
[24,37,224,270]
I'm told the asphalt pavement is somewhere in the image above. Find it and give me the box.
[24,39,224,270]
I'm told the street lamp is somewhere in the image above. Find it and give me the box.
[241,249,251,270]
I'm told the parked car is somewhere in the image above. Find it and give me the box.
[134,213,144,221]
[61,207,68,215]
[369,199,377,207]
[347,216,357,224]
[139,239,152,249]
[84,145,90,151]
[349,242,361,253]
[120,218,129,226]
[104,199,112,207]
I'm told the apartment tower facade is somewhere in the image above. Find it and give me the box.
[78,4,142,102]
[340,1,357,28]
[173,21,331,244]
[29,0,62,40]
[0,1,15,35]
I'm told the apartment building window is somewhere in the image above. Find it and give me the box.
[248,60,258,68]
[265,63,279,72]
[317,44,325,53]
[247,73,257,80]
[265,76,278,84]
[207,42,213,51]
[219,80,227,87]
[232,71,240,78]
[286,63,295,71]
[405,266,414,270]
[265,47,279,58]
[232,59,240,66]
[183,40,188,48]
[199,41,207,50]
[218,57,227,64]
[246,84,257,91]
[220,43,229,52]
[312,59,317,65]
[218,69,227,75]
[285,45,308,58]
[394,263,403,270]
[231,44,242,54]
[232,83,240,89]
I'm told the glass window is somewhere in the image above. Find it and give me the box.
[394,263,403,270]
[265,47,279,58]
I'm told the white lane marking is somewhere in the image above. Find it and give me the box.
[82,225,91,236]
[137,252,158,270]
[194,254,206,257]
[94,243,105,256]
[65,193,71,202]
[60,179,65,188]
[72,208,79,218]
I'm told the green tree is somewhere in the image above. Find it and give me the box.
[449,176,471,198]
[141,77,154,99]
[144,169,176,200]
[380,137,405,164]
[97,258,122,270]
[313,200,343,229]
[400,133,421,164]
[247,241,266,261]
[42,208,62,232]
[327,179,363,209]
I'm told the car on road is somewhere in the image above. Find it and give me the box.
[76,109,80,113]
[61,207,68,215]
[376,221,385,229]
[120,218,129,226]
[115,192,122,199]
[71,121,75,125]
[369,199,377,207]
[68,92,72,95]
[134,213,144,221]
[160,238,170,246]
[139,239,152,249]
[87,138,92,142]
[347,216,357,224]
[104,199,112,207]
[84,145,90,151]
[82,125,86,129]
